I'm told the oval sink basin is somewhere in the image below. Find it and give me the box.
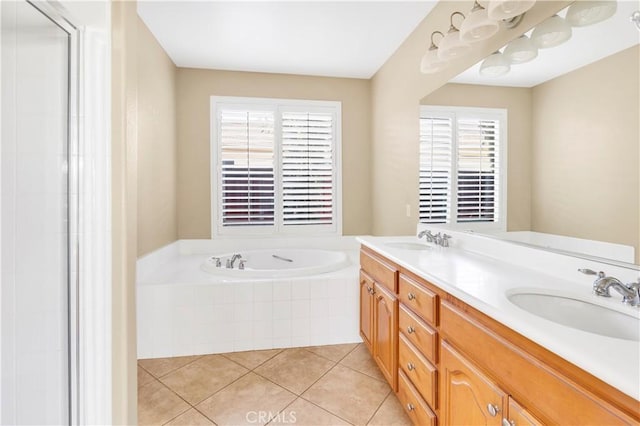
[507,290,639,342]
[384,241,431,251]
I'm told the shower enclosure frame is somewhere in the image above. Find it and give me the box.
[1,1,112,424]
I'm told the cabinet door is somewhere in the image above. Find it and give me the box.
[505,398,543,426]
[441,341,506,426]
[359,272,374,352]
[373,282,398,390]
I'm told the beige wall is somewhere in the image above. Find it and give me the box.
[421,84,533,231]
[111,1,138,424]
[370,0,570,235]
[176,69,372,238]
[136,18,178,256]
[531,45,640,262]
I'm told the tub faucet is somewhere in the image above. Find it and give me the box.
[226,253,243,269]
[578,269,640,306]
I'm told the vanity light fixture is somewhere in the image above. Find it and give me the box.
[503,34,538,64]
[437,12,472,60]
[460,1,500,43]
[420,31,449,74]
[479,50,511,77]
[566,0,617,27]
[487,0,536,20]
[531,14,572,48]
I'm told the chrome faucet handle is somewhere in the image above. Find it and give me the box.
[238,259,246,270]
[226,258,233,268]
[578,269,605,278]
[210,256,222,267]
[441,234,451,247]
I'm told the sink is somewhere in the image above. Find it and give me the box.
[507,290,639,342]
[384,241,431,251]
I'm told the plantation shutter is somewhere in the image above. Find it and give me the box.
[219,110,275,226]
[456,117,500,223]
[281,111,334,226]
[419,115,453,224]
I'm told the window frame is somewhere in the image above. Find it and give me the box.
[419,105,508,232]
[210,96,342,237]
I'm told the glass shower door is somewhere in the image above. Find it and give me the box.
[1,1,73,424]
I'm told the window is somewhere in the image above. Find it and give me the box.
[211,97,342,236]
[419,106,507,230]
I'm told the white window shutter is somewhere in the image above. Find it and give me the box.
[219,110,275,227]
[419,116,453,224]
[281,111,334,226]
[456,117,500,223]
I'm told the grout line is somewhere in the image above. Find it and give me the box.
[338,361,389,384]
[138,354,204,380]
[303,342,361,364]
[363,388,393,426]
[220,347,284,370]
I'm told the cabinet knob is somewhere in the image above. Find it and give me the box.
[502,419,515,426]
[407,292,416,301]
[407,325,415,334]
[406,403,415,412]
[407,362,415,371]
[487,404,500,417]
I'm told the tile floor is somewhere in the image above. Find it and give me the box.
[138,343,412,426]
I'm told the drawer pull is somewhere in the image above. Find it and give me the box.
[407,292,416,301]
[407,325,415,334]
[406,403,415,412]
[407,362,415,371]
[487,403,500,417]
[502,419,515,426]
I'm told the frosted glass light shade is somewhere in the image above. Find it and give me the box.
[531,14,572,48]
[420,48,449,74]
[503,35,538,64]
[488,0,536,20]
[566,1,617,27]
[460,6,500,43]
[437,28,472,60]
[480,51,510,77]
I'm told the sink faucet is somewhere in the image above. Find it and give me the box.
[578,269,640,306]
[226,253,243,269]
[417,230,435,242]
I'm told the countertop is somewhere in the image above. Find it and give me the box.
[357,235,640,401]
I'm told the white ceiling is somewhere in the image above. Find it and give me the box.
[451,1,640,88]
[137,1,438,79]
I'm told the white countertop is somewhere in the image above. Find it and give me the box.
[357,235,640,401]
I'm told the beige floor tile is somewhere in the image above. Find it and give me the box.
[301,364,390,425]
[223,349,282,370]
[160,354,249,404]
[138,365,155,388]
[138,355,202,378]
[197,372,296,426]
[339,344,386,382]
[270,398,351,425]
[305,343,359,362]
[367,393,412,426]
[254,348,335,395]
[138,380,190,426]
[165,408,214,426]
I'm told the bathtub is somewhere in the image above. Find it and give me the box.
[136,237,361,359]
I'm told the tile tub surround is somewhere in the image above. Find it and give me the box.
[136,238,361,358]
[137,344,412,426]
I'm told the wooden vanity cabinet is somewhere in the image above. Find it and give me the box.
[359,272,374,352]
[359,248,399,390]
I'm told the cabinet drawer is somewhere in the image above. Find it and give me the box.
[399,333,437,410]
[360,250,398,293]
[399,304,438,364]
[397,369,437,426]
[399,274,438,326]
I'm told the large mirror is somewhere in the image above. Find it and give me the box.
[420,1,640,267]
